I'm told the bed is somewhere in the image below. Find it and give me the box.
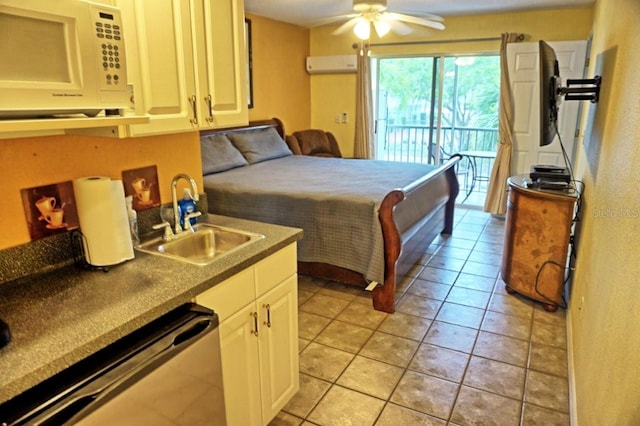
[199,118,460,313]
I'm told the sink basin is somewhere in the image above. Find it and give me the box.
[136,223,264,265]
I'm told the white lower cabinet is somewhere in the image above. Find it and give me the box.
[197,244,299,426]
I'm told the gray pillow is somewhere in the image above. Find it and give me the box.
[200,134,249,174]
[227,127,292,164]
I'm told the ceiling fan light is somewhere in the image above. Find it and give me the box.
[353,19,371,39]
[373,20,390,37]
[353,0,388,13]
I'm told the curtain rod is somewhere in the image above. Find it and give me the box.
[361,33,525,48]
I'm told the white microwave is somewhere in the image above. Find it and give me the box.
[0,0,129,118]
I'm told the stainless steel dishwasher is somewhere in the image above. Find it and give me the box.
[0,303,226,425]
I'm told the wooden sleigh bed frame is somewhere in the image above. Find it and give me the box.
[200,118,460,313]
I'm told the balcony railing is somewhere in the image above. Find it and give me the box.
[376,124,499,196]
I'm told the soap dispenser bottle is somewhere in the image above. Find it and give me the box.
[125,195,140,245]
[178,188,197,228]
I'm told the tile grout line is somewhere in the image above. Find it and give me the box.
[443,224,491,424]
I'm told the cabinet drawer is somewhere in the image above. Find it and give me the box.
[196,267,255,321]
[255,244,297,296]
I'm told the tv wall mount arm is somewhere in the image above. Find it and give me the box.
[559,75,602,103]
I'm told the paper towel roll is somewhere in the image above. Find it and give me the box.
[73,176,134,266]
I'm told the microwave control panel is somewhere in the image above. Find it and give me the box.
[92,6,127,92]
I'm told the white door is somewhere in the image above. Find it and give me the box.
[508,41,588,174]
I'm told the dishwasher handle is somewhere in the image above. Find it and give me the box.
[22,316,215,426]
[173,318,210,346]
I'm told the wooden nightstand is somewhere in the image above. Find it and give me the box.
[501,175,579,312]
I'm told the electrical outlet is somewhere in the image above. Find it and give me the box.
[335,114,341,124]
[341,112,348,123]
[578,296,585,314]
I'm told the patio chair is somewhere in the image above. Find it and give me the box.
[439,146,472,195]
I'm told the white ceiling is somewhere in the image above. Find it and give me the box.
[244,0,594,27]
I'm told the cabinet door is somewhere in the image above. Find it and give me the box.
[219,303,263,426]
[118,0,198,135]
[193,0,248,128]
[257,275,299,424]
[502,185,575,306]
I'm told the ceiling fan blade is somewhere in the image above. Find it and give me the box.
[385,12,446,30]
[389,10,444,22]
[308,13,359,28]
[332,16,361,35]
[386,19,413,36]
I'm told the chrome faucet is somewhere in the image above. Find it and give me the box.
[171,173,200,235]
[151,173,202,241]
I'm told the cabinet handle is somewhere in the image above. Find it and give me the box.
[205,94,214,123]
[263,304,271,328]
[251,311,259,336]
[189,95,198,125]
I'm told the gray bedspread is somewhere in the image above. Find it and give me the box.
[202,156,437,284]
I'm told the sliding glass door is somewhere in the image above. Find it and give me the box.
[373,56,440,164]
[373,55,500,163]
[372,54,500,204]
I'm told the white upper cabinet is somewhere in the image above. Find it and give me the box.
[118,0,196,136]
[193,0,248,128]
[0,0,247,138]
[118,0,247,136]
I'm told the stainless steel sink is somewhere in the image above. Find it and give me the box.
[136,223,264,265]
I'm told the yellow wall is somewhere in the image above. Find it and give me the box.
[570,0,640,423]
[310,7,594,157]
[246,13,311,134]
[0,132,202,250]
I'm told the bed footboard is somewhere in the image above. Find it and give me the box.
[371,156,460,313]
[300,156,460,313]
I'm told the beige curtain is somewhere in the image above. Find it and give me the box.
[484,33,521,214]
[354,45,374,159]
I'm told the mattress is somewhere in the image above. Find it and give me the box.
[202,155,437,283]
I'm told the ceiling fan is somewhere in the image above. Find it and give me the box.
[317,0,445,40]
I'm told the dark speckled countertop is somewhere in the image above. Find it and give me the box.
[0,214,302,404]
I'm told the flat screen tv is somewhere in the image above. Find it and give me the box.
[539,40,561,147]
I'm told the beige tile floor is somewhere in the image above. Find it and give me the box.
[271,207,570,426]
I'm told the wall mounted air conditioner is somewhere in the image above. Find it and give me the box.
[306,55,358,74]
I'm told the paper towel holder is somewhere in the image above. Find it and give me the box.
[70,230,110,272]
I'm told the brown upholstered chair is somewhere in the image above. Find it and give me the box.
[285,129,342,158]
